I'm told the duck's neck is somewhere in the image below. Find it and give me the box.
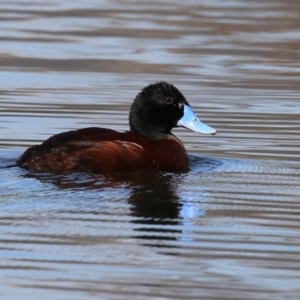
[135,129,170,140]
[129,111,172,141]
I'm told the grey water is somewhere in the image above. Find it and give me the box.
[1,1,300,299]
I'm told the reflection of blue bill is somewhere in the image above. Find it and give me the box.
[180,201,205,219]
[179,188,208,243]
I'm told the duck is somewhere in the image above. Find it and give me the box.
[17,82,216,173]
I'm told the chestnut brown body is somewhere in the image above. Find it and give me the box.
[17,127,188,173]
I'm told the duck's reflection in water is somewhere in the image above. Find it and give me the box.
[23,167,208,247]
[127,172,183,246]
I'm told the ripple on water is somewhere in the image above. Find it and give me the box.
[1,148,300,300]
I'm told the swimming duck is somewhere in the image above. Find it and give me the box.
[17,82,216,173]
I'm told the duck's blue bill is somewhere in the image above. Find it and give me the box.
[177,105,216,135]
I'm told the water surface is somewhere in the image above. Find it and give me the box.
[1,1,300,299]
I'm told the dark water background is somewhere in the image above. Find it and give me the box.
[1,1,300,299]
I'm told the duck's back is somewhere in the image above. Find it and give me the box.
[17,127,188,173]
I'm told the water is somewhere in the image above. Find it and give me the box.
[1,0,300,299]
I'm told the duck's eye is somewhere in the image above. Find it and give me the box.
[165,96,173,104]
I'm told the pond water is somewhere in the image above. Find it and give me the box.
[1,0,300,299]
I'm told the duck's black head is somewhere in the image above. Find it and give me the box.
[129,82,216,140]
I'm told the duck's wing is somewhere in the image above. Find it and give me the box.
[17,127,152,173]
